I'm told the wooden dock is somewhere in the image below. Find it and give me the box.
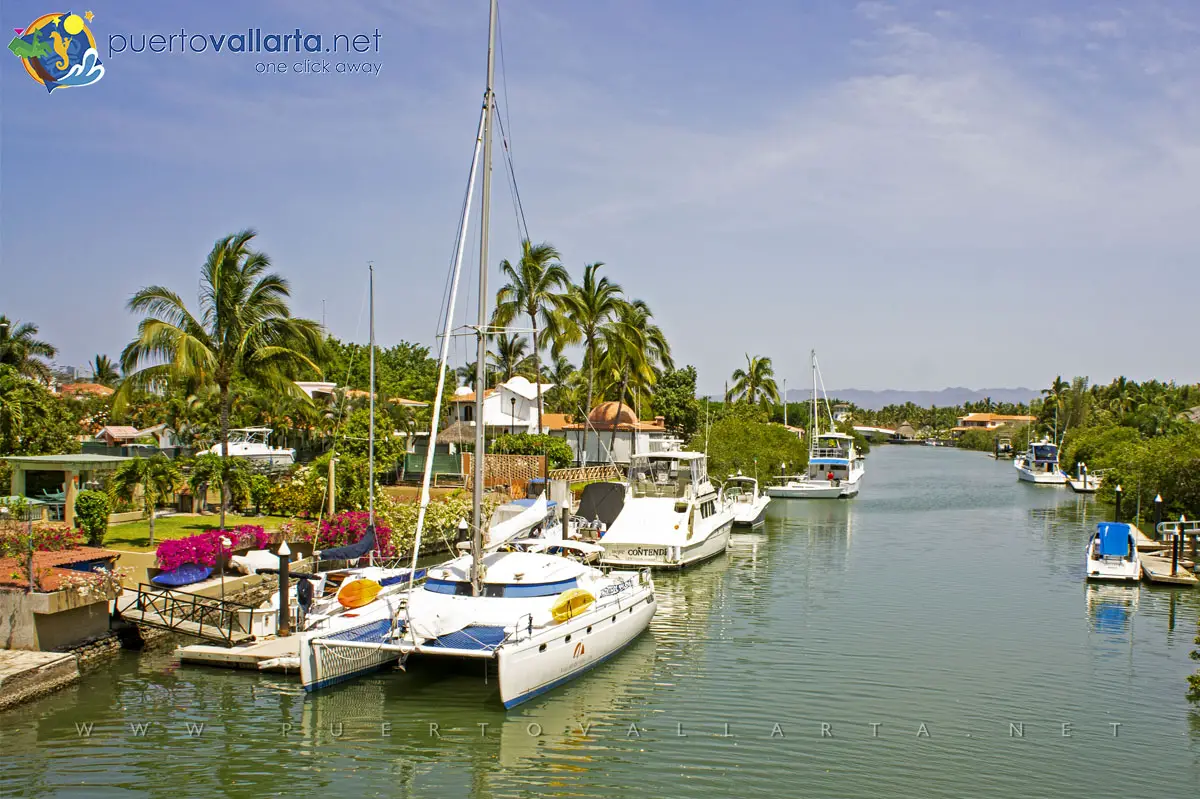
[177,636,299,671]
[1140,554,1199,586]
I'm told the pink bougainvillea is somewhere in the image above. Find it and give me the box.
[0,523,83,557]
[295,511,395,560]
[155,525,274,571]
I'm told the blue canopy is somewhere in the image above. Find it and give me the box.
[1096,522,1132,557]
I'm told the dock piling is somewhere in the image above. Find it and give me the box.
[1114,484,1123,523]
[277,541,292,637]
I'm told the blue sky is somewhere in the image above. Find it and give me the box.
[3,0,1199,395]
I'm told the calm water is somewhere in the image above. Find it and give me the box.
[3,447,1199,797]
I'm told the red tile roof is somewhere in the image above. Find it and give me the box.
[0,547,119,591]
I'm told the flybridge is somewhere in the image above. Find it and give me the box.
[107,28,382,58]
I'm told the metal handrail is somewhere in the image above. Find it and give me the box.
[130,583,260,646]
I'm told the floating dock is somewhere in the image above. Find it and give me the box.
[177,636,299,672]
[1140,554,1199,586]
[0,650,80,711]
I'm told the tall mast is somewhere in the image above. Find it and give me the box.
[810,349,817,457]
[368,263,375,529]
[472,0,498,597]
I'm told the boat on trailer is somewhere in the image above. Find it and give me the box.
[1085,522,1141,582]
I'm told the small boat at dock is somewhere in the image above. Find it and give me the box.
[724,472,770,528]
[1015,439,1067,485]
[1085,522,1140,581]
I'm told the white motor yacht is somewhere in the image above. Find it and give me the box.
[596,450,734,569]
[1015,439,1067,484]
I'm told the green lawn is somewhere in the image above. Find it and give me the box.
[104,513,288,551]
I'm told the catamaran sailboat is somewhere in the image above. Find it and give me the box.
[1085,522,1141,581]
[596,450,735,568]
[766,350,865,499]
[299,0,656,705]
[725,472,771,527]
[1015,439,1067,484]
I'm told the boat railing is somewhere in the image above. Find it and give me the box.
[810,447,848,459]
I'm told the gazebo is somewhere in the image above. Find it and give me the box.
[2,454,131,526]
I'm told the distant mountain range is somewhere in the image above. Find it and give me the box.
[785,387,1042,411]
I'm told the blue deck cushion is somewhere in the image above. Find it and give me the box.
[150,564,213,587]
[1096,522,1132,558]
[425,624,508,651]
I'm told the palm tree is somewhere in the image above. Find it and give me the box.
[729,354,780,406]
[493,240,571,432]
[488,333,535,382]
[597,299,673,454]
[111,454,180,546]
[91,354,120,386]
[0,315,57,384]
[116,229,322,528]
[558,262,624,416]
[456,361,478,391]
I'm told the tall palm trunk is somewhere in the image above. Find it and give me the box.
[219,381,231,529]
[585,334,596,417]
[609,373,629,455]
[530,312,543,433]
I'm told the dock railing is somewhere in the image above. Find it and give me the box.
[119,583,261,646]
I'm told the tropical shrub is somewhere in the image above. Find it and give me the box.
[489,433,573,470]
[377,492,498,558]
[155,524,273,571]
[689,413,808,481]
[264,466,326,517]
[0,522,83,557]
[74,489,111,546]
[249,474,272,515]
[957,428,997,452]
[289,510,395,559]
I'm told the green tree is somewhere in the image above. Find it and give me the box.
[493,240,571,433]
[652,366,701,440]
[596,299,673,454]
[728,354,780,406]
[489,433,574,470]
[0,316,57,384]
[74,489,111,546]
[688,411,808,481]
[91,354,120,386]
[558,262,624,416]
[0,367,80,458]
[488,333,535,382]
[117,229,322,529]
[111,455,180,546]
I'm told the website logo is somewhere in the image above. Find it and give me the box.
[8,10,104,93]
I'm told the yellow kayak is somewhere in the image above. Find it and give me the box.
[337,578,382,609]
[550,588,595,622]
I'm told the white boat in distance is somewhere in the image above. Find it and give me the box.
[205,427,294,467]
[597,451,735,569]
[766,350,865,500]
[1015,439,1067,484]
[299,0,655,707]
[725,472,771,527]
[1085,522,1141,581]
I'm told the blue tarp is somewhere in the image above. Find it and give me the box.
[1096,522,1132,557]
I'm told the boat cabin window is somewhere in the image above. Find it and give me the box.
[629,457,696,499]
[1032,444,1058,461]
[424,577,578,598]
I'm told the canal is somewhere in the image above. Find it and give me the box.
[2,446,1198,797]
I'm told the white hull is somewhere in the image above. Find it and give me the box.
[299,593,408,691]
[768,472,862,499]
[600,518,732,569]
[1086,527,1141,582]
[731,496,770,527]
[497,584,656,707]
[1015,465,1067,484]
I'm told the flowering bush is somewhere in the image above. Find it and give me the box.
[54,566,129,599]
[378,492,497,558]
[155,524,273,571]
[0,522,84,558]
[291,511,395,559]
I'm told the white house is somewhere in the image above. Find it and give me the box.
[451,375,555,435]
[556,402,681,466]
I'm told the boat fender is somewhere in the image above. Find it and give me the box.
[550,588,595,623]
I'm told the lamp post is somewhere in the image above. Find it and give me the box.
[277,540,292,636]
[510,397,516,436]
[219,535,231,603]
